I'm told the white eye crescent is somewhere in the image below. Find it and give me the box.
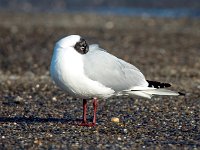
[80,46,85,51]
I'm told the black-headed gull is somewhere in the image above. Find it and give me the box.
[50,35,184,126]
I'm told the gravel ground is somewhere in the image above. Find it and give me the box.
[0,12,200,149]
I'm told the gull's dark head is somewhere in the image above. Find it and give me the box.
[74,37,89,54]
[55,35,89,55]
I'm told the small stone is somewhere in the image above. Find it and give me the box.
[45,133,53,137]
[117,137,122,140]
[15,96,23,102]
[36,84,40,88]
[123,129,128,134]
[111,117,120,123]
[34,139,42,145]
[52,97,57,101]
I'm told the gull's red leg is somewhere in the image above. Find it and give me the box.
[79,99,87,126]
[82,99,87,123]
[92,97,98,125]
[79,98,98,127]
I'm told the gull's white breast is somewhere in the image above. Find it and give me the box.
[50,46,114,98]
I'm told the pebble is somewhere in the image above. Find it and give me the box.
[15,96,23,102]
[34,139,42,145]
[117,137,122,141]
[123,129,128,134]
[52,97,57,101]
[36,84,40,88]
[111,117,120,123]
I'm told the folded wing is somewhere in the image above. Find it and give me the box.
[83,44,148,92]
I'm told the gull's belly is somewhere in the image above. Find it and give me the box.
[52,66,114,98]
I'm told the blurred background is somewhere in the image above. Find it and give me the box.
[0,0,200,17]
[0,0,200,75]
[0,0,200,149]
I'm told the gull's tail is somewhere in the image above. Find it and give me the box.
[128,80,184,99]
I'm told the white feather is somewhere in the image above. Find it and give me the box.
[142,89,180,96]
[124,87,180,99]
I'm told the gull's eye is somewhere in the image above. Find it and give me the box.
[74,38,89,54]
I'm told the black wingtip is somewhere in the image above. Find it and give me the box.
[147,80,171,88]
[178,92,185,96]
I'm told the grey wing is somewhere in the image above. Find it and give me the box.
[83,44,148,92]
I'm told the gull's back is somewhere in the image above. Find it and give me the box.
[83,44,148,92]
